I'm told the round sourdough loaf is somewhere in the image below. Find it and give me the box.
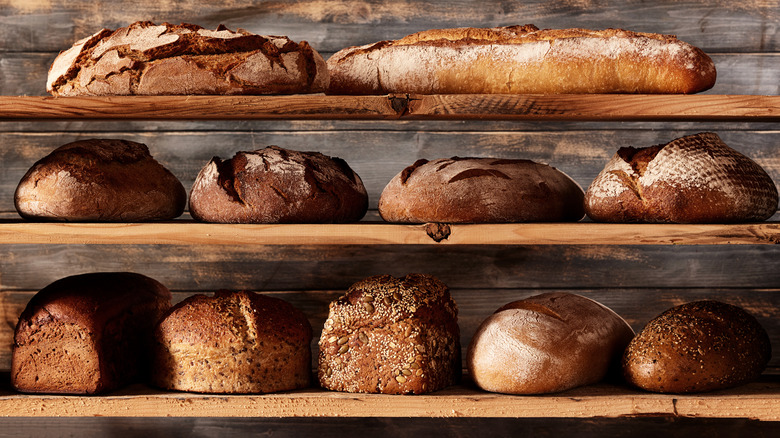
[189,145,368,223]
[47,21,328,96]
[317,274,461,395]
[378,157,585,223]
[585,132,778,223]
[623,300,771,393]
[327,25,716,95]
[152,290,312,394]
[467,293,634,394]
[15,139,186,222]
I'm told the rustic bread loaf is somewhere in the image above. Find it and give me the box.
[152,290,312,394]
[12,272,172,394]
[328,25,716,95]
[623,300,771,393]
[585,132,778,223]
[318,274,460,394]
[467,293,634,394]
[378,157,585,223]
[15,139,186,222]
[189,145,368,223]
[47,21,328,96]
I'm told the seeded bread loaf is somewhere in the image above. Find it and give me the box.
[12,272,172,394]
[14,139,186,222]
[47,21,328,96]
[379,157,585,223]
[189,145,368,223]
[152,290,312,394]
[318,274,460,394]
[585,133,778,223]
[328,25,716,95]
[467,293,634,394]
[623,300,771,393]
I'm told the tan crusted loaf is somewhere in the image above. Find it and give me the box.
[328,25,716,95]
[48,21,328,96]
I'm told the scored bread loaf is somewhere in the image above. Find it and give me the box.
[318,274,460,394]
[585,132,779,223]
[152,290,312,394]
[12,272,172,394]
[467,293,634,394]
[189,145,368,223]
[379,157,585,223]
[47,21,328,96]
[15,139,186,222]
[328,25,716,95]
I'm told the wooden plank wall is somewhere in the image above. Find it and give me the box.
[0,0,779,396]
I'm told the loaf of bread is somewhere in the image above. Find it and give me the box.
[189,145,368,223]
[585,132,778,223]
[467,293,634,394]
[12,272,172,394]
[379,157,585,223]
[47,21,328,96]
[152,290,312,394]
[623,300,771,393]
[15,139,186,222]
[318,274,460,394]
[328,25,716,95]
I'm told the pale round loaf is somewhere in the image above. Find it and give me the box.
[378,157,585,223]
[467,292,634,394]
[328,25,716,95]
[585,132,779,223]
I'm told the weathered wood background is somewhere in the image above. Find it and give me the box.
[0,0,778,433]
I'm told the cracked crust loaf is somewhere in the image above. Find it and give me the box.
[15,139,186,222]
[318,274,460,394]
[47,21,328,96]
[189,145,368,223]
[152,290,312,394]
[327,24,716,94]
[378,157,585,223]
[467,293,634,394]
[11,272,172,394]
[585,132,778,223]
[623,300,771,393]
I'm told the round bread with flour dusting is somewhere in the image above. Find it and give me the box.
[189,146,368,223]
[585,132,778,223]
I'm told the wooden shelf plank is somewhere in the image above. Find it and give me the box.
[0,221,777,245]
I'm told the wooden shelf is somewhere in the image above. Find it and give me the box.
[0,95,778,121]
[0,221,778,245]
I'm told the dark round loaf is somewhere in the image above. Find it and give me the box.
[623,300,771,393]
[14,139,186,222]
[467,293,634,394]
[585,132,778,223]
[317,274,461,395]
[378,157,585,223]
[152,290,312,394]
[189,145,368,223]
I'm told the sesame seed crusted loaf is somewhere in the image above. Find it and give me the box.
[327,24,716,95]
[584,132,778,223]
[47,21,328,96]
[623,300,771,393]
[318,274,461,395]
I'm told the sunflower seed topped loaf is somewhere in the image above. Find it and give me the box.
[585,132,778,223]
[152,290,312,394]
[327,24,716,95]
[47,21,328,96]
[318,274,460,395]
[189,145,368,223]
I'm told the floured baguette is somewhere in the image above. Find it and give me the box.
[585,132,778,223]
[47,21,328,96]
[328,24,716,95]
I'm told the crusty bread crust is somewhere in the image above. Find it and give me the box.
[327,24,716,94]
